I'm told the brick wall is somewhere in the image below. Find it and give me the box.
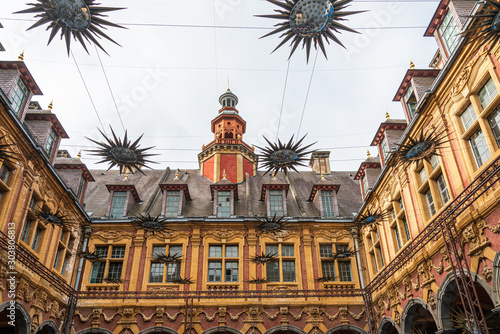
[24,119,52,149]
[412,77,437,101]
[55,168,82,195]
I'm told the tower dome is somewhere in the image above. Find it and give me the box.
[219,89,238,109]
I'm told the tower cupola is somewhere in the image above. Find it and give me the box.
[219,89,238,109]
[198,89,257,183]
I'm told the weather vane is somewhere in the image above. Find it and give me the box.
[15,0,126,55]
[257,0,364,62]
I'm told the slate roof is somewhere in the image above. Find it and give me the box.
[83,167,363,220]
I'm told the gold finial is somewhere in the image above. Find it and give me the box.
[227,77,230,91]
[174,169,180,180]
[77,149,82,159]
[18,51,24,61]
[237,134,241,140]
[367,150,371,158]
[48,100,53,110]
[410,59,415,69]
[385,110,390,120]
[321,173,325,180]
[124,172,129,180]
[271,171,276,179]
[202,144,205,149]
[222,169,227,179]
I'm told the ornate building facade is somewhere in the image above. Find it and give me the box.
[2,1,500,334]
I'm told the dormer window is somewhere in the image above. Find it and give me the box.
[321,191,335,217]
[217,191,232,217]
[438,10,460,55]
[362,175,369,196]
[165,190,181,217]
[308,184,339,218]
[44,127,57,156]
[380,136,390,161]
[11,78,28,116]
[269,190,284,217]
[211,183,237,217]
[160,184,191,218]
[404,85,417,119]
[110,191,127,218]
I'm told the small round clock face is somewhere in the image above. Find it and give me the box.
[290,0,334,37]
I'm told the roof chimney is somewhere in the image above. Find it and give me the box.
[309,151,331,174]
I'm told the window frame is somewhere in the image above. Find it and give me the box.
[415,157,451,220]
[318,243,353,282]
[265,243,296,283]
[10,78,28,117]
[89,245,126,284]
[320,190,336,217]
[207,244,240,283]
[53,229,75,275]
[215,190,233,218]
[109,191,128,218]
[438,9,460,56]
[148,244,183,283]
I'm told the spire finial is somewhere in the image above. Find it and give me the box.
[77,149,82,159]
[367,150,371,158]
[227,77,230,91]
[271,171,276,179]
[385,110,390,120]
[18,51,24,61]
[222,169,227,180]
[410,59,415,69]
[174,169,180,180]
[124,172,129,180]
[321,173,325,180]
[48,100,53,110]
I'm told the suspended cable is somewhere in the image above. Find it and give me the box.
[276,59,291,142]
[296,49,319,139]
[94,45,126,132]
[70,51,106,135]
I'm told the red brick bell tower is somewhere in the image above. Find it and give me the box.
[198,89,258,183]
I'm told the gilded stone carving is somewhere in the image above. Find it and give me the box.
[312,229,351,239]
[403,276,413,299]
[75,310,93,323]
[202,229,245,239]
[94,230,134,240]
[483,262,493,282]
[450,48,488,96]
[348,308,365,321]
[485,219,500,234]
[320,308,340,321]
[92,309,102,326]
[427,291,436,310]
[339,307,349,324]
[411,275,419,291]
[394,310,401,326]
[218,307,227,325]
[429,258,444,275]
[462,223,490,256]
[418,262,434,289]
[280,306,289,325]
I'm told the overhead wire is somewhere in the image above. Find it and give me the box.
[70,51,106,135]
[276,59,291,141]
[296,49,319,139]
[94,45,126,132]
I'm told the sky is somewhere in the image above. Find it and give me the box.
[0,0,441,172]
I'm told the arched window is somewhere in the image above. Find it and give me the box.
[225,132,234,139]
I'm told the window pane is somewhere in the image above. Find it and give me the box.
[338,262,352,282]
[149,263,164,283]
[381,136,390,160]
[282,245,294,257]
[372,253,378,272]
[32,227,42,251]
[111,246,125,258]
[166,262,181,281]
[225,245,238,258]
[217,191,231,217]
[0,165,10,184]
[10,78,28,116]
[402,215,411,241]
[394,227,402,249]
[20,218,31,243]
[320,244,333,258]
[439,10,460,54]
[209,245,222,257]
[269,190,284,216]
[398,198,404,211]
[425,189,436,216]
[208,261,222,282]
[437,174,450,204]
[336,244,349,254]
[90,262,105,283]
[152,245,166,256]
[469,129,491,167]
[95,246,108,258]
[282,260,295,282]
[460,104,477,131]
[110,192,127,218]
[479,78,498,109]
[377,246,385,267]
[321,191,335,217]
[266,261,280,282]
[169,245,182,256]
[54,248,62,269]
[165,191,180,217]
[225,261,239,282]
[266,244,279,256]
[321,261,335,278]
[44,128,57,156]
[419,168,427,184]
[489,107,500,148]
[430,155,440,170]
[62,253,70,275]
[108,262,123,279]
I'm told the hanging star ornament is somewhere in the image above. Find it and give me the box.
[257,0,364,62]
[0,136,18,165]
[462,0,500,54]
[256,135,316,175]
[256,214,290,234]
[131,214,170,236]
[15,0,126,55]
[355,208,391,227]
[250,252,279,264]
[153,252,182,264]
[79,250,105,262]
[391,128,450,170]
[34,208,77,228]
[87,127,157,175]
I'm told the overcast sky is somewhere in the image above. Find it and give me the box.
[0,0,440,172]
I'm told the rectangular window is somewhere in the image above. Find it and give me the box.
[90,262,106,283]
[165,190,180,217]
[217,191,231,217]
[266,261,280,282]
[20,217,32,242]
[338,261,352,282]
[282,245,294,257]
[404,85,417,119]
[319,244,333,258]
[61,253,70,275]
[110,191,127,218]
[425,189,436,216]
[402,215,411,241]
[479,78,498,109]
[149,245,182,283]
[393,227,402,249]
[282,261,296,282]
[437,174,450,204]
[269,190,284,216]
[461,104,477,131]
[76,175,85,199]
[166,262,181,281]
[321,261,335,278]
[10,78,28,116]
[439,10,460,54]
[54,247,62,269]
[266,244,295,282]
[419,168,427,184]
[0,165,10,184]
[31,227,42,251]
[208,261,222,282]
[469,129,491,167]
[89,246,124,283]
[362,176,369,195]
[149,263,164,283]
[321,190,335,217]
[107,262,123,279]
[208,244,238,282]
[111,246,126,258]
[430,155,440,170]
[381,136,390,161]
[489,107,500,148]
[44,128,57,156]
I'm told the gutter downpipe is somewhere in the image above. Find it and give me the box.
[64,225,93,334]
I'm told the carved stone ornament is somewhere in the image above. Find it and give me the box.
[313,229,351,239]
[394,310,401,326]
[94,230,134,240]
[428,290,436,310]
[202,229,245,239]
[451,48,489,96]
[462,222,490,256]
[483,262,493,282]
[417,261,434,289]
